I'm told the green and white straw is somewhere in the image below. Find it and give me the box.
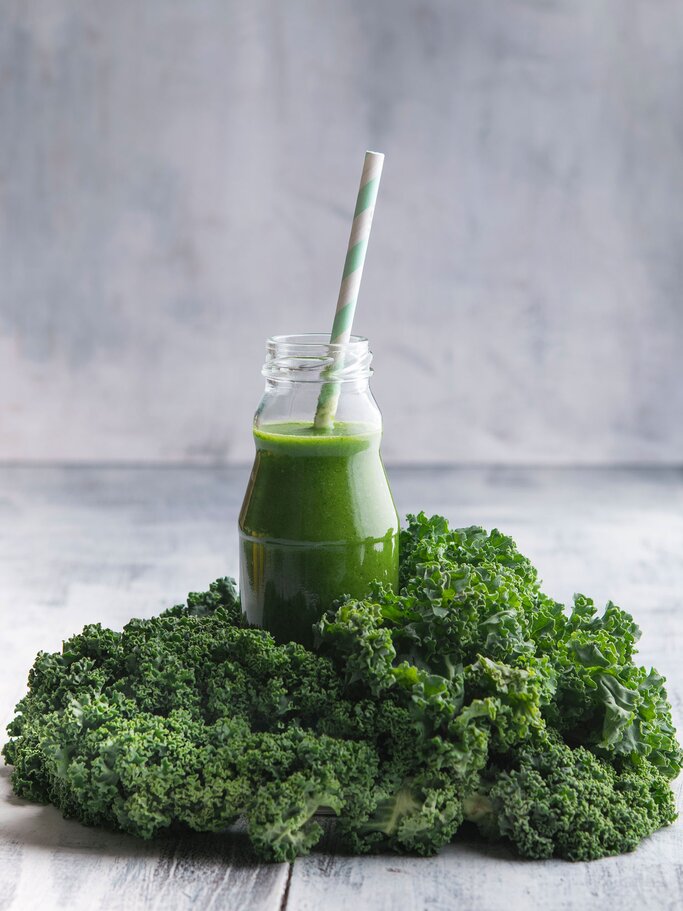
[314,150,385,429]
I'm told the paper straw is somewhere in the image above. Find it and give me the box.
[314,150,385,429]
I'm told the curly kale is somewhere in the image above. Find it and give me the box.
[317,513,681,858]
[3,593,379,861]
[318,514,681,777]
[4,514,681,863]
[465,732,677,861]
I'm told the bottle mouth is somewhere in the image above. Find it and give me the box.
[263,333,373,382]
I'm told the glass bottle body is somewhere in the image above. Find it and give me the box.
[238,335,399,646]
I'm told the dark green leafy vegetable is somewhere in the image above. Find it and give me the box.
[4,515,680,862]
[465,731,677,860]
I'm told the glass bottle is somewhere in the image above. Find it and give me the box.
[238,333,399,647]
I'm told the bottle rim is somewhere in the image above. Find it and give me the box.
[267,333,369,349]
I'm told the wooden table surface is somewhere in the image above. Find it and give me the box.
[1,465,681,911]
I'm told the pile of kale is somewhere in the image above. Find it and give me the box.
[4,514,681,862]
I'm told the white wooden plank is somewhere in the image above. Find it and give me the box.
[0,767,288,911]
[0,465,681,910]
[286,814,683,911]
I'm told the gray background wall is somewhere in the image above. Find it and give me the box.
[2,0,682,465]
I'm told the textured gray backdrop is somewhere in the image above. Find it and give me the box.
[2,0,682,465]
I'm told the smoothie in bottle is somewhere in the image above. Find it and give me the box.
[238,334,399,646]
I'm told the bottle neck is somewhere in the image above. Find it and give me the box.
[256,334,381,433]
[262,334,372,383]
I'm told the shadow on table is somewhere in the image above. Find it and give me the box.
[0,765,272,868]
[310,813,519,864]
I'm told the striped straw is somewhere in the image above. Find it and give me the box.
[314,150,385,429]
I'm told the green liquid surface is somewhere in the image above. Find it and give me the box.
[238,422,399,646]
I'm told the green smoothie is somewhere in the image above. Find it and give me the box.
[238,421,399,646]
